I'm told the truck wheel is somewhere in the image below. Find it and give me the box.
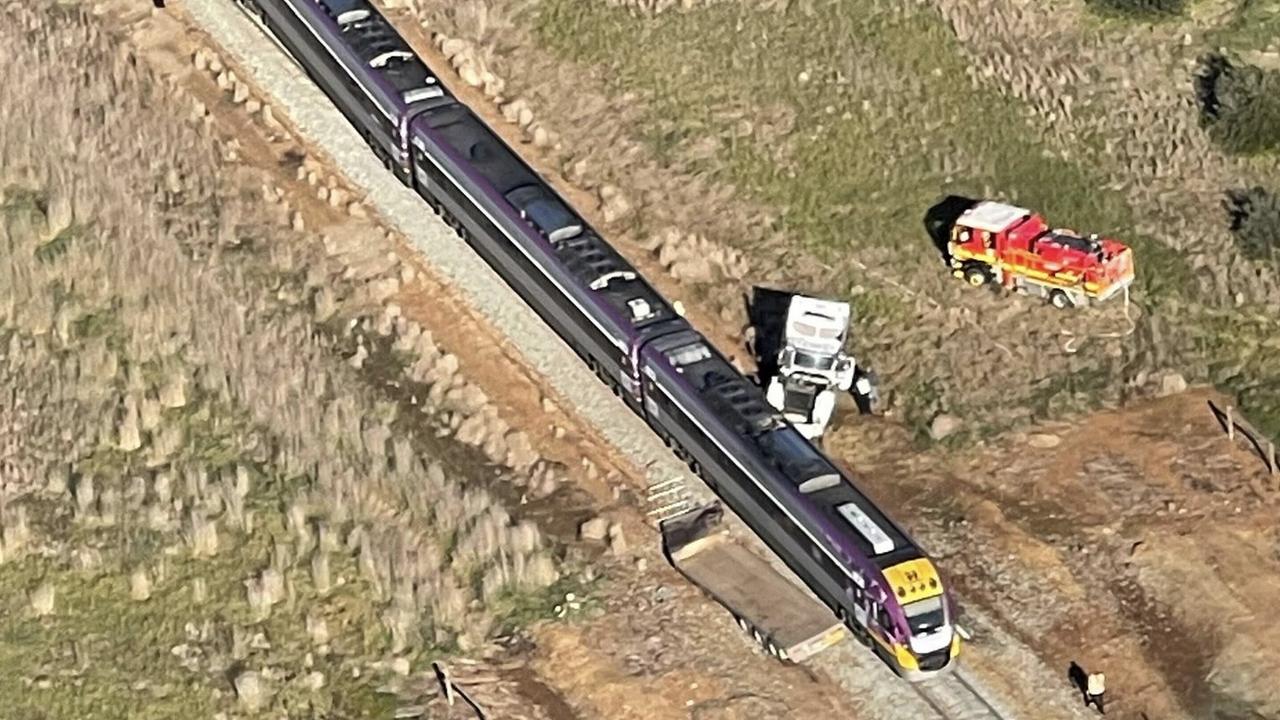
[963,264,990,287]
[1049,289,1073,310]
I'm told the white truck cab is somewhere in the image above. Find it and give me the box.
[765,296,875,440]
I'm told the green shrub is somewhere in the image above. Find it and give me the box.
[1224,186,1280,263]
[1085,0,1185,17]
[1197,54,1280,154]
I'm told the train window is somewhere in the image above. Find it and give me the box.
[875,606,891,630]
[903,596,946,635]
[844,583,862,602]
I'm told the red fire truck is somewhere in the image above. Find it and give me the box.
[947,201,1135,309]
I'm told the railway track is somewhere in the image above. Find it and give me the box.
[914,668,1012,720]
[196,4,1028,718]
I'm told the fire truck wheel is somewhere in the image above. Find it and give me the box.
[1049,289,1073,310]
[963,265,989,287]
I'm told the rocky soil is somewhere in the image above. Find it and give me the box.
[826,387,1280,720]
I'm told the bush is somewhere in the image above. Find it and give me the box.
[1196,54,1280,154]
[1085,0,1185,17]
[1224,186,1280,263]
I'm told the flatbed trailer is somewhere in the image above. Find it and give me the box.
[661,503,848,663]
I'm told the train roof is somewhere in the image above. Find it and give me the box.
[652,333,924,569]
[655,332,925,568]
[311,0,449,108]
[554,232,680,329]
[804,477,916,567]
[416,103,682,332]
[658,333,784,438]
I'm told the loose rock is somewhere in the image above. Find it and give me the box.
[234,671,266,711]
[578,517,609,543]
[1027,433,1061,449]
[1156,371,1188,397]
[598,184,633,224]
[929,414,963,441]
[505,431,539,472]
[608,522,627,556]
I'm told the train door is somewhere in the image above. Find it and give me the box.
[623,343,643,404]
[868,589,893,645]
[397,109,434,185]
[640,366,662,427]
[395,112,414,180]
[852,584,869,627]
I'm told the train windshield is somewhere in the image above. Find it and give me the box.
[793,351,834,371]
[903,596,946,635]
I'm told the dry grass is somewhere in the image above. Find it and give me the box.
[0,3,563,716]
[393,0,1280,438]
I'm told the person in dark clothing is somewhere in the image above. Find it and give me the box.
[1068,662,1089,704]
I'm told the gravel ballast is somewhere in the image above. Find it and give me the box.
[178,0,696,499]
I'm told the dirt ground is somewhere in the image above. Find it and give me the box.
[102,2,1280,719]
[826,389,1280,720]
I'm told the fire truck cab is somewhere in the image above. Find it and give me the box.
[947,201,1135,309]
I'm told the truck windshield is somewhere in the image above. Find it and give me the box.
[794,351,834,370]
[903,596,946,635]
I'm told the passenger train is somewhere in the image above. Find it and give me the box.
[234,0,960,679]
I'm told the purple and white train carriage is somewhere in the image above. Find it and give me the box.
[236,0,960,679]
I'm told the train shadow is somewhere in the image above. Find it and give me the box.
[923,194,979,265]
[744,285,798,384]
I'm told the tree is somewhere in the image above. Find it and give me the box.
[1086,0,1185,17]
[1197,54,1280,154]
[1224,186,1280,264]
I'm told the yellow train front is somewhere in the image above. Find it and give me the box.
[856,558,961,681]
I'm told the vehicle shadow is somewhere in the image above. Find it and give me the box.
[923,194,979,264]
[744,285,798,385]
